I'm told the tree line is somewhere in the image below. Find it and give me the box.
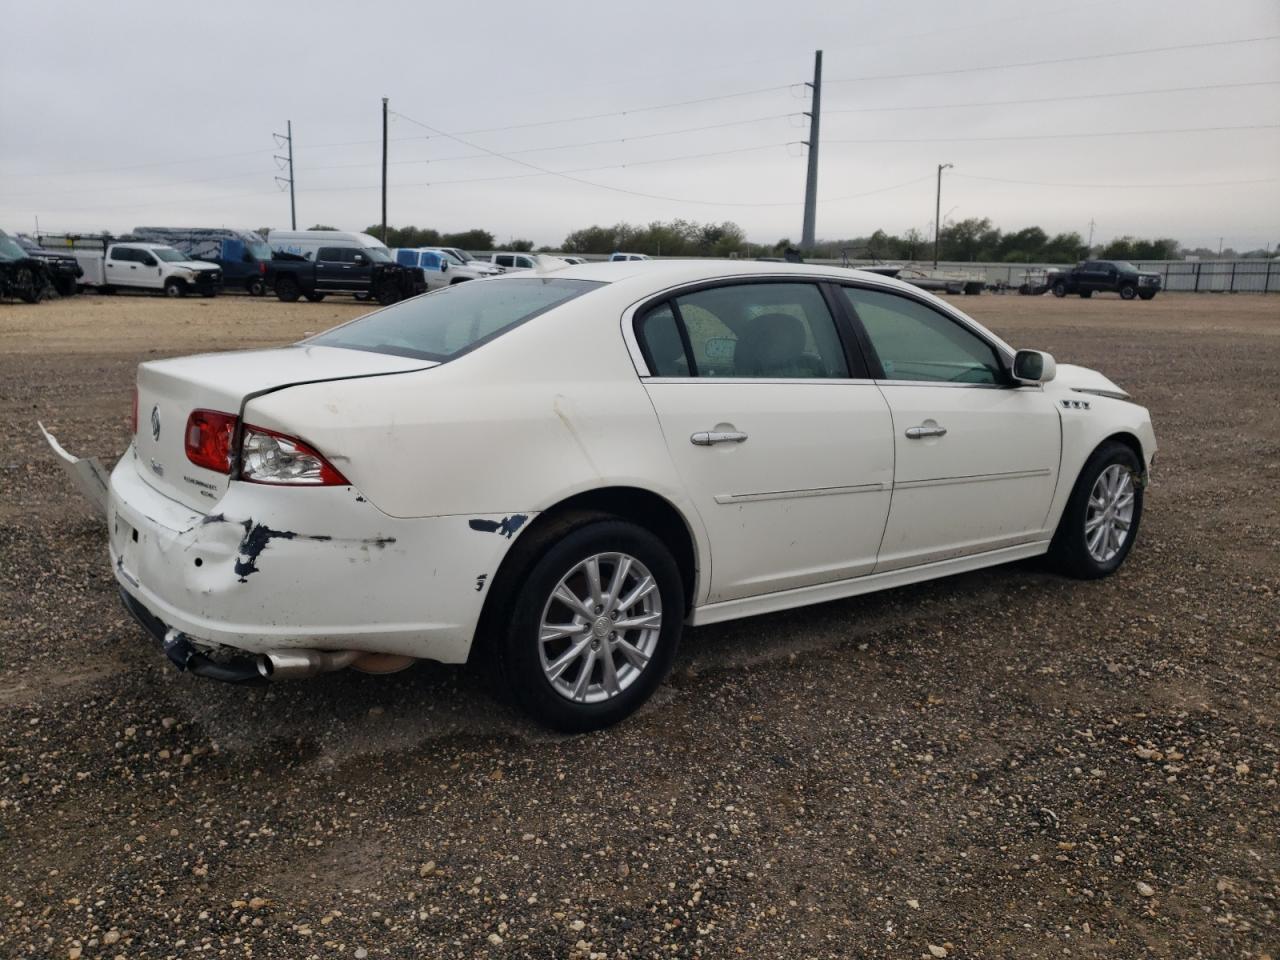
[291,220,1273,262]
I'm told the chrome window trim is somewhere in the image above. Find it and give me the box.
[620,270,1015,379]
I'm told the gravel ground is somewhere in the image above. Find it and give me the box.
[1,291,1277,959]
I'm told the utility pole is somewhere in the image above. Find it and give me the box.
[1087,218,1096,251]
[800,50,822,252]
[933,162,952,269]
[274,121,296,230]
[381,97,389,244]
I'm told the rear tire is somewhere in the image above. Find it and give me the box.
[247,278,266,296]
[304,291,326,302]
[1051,281,1067,298]
[275,275,300,302]
[489,516,684,732]
[1119,283,1137,300]
[164,279,184,298]
[1048,441,1144,580]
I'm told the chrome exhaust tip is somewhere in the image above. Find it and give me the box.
[257,649,361,680]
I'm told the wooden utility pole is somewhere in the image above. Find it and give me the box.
[800,51,822,251]
[381,98,389,243]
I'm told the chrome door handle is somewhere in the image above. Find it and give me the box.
[691,430,748,446]
[905,425,947,439]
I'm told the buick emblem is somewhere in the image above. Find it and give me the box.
[150,405,161,441]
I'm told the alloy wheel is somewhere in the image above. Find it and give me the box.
[1085,464,1136,563]
[538,552,662,704]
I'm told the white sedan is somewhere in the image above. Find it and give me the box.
[44,260,1156,731]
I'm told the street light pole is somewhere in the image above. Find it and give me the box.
[933,163,952,269]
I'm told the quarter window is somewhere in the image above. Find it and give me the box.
[638,282,849,379]
[111,247,136,262]
[840,287,1004,385]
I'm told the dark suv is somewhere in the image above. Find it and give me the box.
[1050,260,1161,300]
[15,234,83,296]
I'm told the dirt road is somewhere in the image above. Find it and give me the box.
[1,291,1276,958]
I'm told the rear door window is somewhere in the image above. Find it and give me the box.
[653,282,850,379]
[308,277,604,361]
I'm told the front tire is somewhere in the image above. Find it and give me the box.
[1051,281,1067,298]
[1049,441,1144,579]
[304,291,326,302]
[493,518,684,732]
[246,278,266,296]
[1119,283,1137,300]
[1139,291,1156,301]
[164,279,185,298]
[1079,290,1092,298]
[375,280,401,305]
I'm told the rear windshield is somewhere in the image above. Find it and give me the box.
[307,277,604,361]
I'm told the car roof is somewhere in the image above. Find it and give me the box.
[510,257,919,290]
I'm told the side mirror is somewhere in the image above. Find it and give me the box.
[1013,349,1056,384]
[353,253,366,264]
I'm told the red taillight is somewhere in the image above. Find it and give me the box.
[185,409,237,474]
[239,424,349,486]
[259,261,267,275]
[131,387,138,435]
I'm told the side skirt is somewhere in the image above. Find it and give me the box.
[688,541,1051,627]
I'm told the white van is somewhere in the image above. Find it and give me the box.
[267,230,391,262]
[609,252,650,262]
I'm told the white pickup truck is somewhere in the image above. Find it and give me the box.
[70,242,223,297]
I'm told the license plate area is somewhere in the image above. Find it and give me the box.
[113,511,142,586]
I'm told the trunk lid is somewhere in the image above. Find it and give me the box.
[133,344,433,511]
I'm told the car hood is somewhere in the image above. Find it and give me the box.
[175,260,220,272]
[1052,363,1129,400]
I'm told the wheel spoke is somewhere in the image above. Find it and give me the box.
[617,575,657,611]
[599,647,621,695]
[553,583,594,620]
[1087,524,1107,555]
[571,648,596,701]
[615,612,662,632]
[540,622,587,644]
[545,637,592,683]
[615,637,651,670]
[1085,514,1106,533]
[584,556,605,610]
[604,555,633,612]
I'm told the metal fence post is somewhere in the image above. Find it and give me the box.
[1194,262,1201,292]
[1229,261,1237,292]
[1266,260,1273,294]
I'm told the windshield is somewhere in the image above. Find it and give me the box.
[308,277,604,361]
[248,241,273,261]
[439,250,467,266]
[446,248,475,263]
[153,247,188,262]
[366,247,392,263]
[0,235,28,260]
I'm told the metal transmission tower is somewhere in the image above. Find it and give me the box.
[933,162,952,268]
[273,121,296,230]
[801,50,823,251]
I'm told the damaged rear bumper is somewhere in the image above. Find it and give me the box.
[103,451,533,664]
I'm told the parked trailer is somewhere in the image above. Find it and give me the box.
[132,227,273,295]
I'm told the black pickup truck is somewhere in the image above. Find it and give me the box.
[266,246,425,304]
[1049,260,1161,300]
[15,233,83,296]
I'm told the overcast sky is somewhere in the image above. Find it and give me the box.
[2,0,1277,250]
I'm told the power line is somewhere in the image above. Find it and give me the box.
[304,141,797,193]
[825,35,1280,86]
[954,173,1280,189]
[824,80,1280,114]
[823,123,1280,145]
[435,84,801,137]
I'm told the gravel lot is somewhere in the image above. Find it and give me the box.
[1,290,1277,959]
